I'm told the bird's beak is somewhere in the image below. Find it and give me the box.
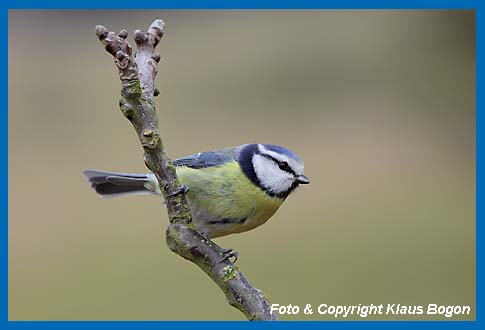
[296,174,310,184]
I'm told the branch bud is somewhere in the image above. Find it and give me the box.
[118,30,128,39]
[134,30,147,45]
[152,53,161,63]
[115,50,125,60]
[95,25,108,41]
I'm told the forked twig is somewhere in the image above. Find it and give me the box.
[94,19,277,321]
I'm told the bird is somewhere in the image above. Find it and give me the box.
[83,143,309,241]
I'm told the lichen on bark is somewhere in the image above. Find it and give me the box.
[94,19,277,321]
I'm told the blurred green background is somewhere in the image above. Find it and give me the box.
[8,10,475,320]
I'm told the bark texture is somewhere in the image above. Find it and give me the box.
[94,19,277,321]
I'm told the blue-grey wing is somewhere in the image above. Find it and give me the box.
[173,146,241,169]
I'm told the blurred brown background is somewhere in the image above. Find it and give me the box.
[8,10,475,320]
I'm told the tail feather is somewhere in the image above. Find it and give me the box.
[83,170,153,198]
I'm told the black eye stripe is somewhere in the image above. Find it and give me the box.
[261,154,296,176]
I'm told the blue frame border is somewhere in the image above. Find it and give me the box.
[3,1,480,329]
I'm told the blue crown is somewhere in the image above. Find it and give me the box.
[262,144,302,162]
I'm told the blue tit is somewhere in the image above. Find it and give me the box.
[83,144,309,238]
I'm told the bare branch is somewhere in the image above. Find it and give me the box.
[94,19,277,321]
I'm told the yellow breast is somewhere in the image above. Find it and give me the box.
[176,162,284,238]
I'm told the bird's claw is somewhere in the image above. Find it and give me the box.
[218,248,239,263]
[167,184,189,197]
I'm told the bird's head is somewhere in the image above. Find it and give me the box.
[239,144,309,199]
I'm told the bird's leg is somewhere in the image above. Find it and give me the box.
[167,184,189,197]
[194,233,239,264]
[218,248,239,263]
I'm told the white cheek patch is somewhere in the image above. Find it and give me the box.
[252,154,295,194]
[258,144,305,175]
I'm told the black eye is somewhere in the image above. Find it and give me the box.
[278,162,290,172]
